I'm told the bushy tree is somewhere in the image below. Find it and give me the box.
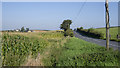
[21,27,25,32]
[60,19,72,31]
[80,27,83,30]
[60,19,74,37]
[26,28,29,32]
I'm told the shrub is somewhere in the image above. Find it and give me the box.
[64,29,74,37]
[80,27,83,30]
[88,28,94,33]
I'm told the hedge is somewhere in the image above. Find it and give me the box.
[77,28,104,39]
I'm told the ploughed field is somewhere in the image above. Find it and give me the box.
[1,31,120,66]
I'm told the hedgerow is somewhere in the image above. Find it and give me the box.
[77,28,104,39]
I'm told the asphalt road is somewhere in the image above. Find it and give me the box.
[73,31,120,50]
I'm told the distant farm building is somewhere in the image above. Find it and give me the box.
[27,30,33,32]
[15,29,19,32]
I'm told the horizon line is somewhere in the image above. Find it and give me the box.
[1,26,119,31]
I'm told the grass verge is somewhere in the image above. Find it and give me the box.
[43,37,120,66]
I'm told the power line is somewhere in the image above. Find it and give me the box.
[73,0,87,23]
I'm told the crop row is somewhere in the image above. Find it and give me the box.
[2,34,48,66]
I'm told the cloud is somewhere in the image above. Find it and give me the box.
[1,0,120,2]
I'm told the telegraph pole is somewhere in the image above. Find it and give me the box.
[105,0,109,51]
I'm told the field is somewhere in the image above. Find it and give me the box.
[1,31,120,66]
[95,27,120,41]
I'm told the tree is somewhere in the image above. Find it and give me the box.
[26,28,29,32]
[60,19,74,37]
[80,27,83,30]
[21,26,25,32]
[60,19,72,31]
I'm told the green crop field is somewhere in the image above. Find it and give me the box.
[94,27,120,42]
[1,31,120,66]
[1,31,66,66]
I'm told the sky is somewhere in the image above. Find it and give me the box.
[2,2,118,30]
[1,0,120,2]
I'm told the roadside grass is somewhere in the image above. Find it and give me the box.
[95,27,120,42]
[42,37,69,66]
[43,37,120,66]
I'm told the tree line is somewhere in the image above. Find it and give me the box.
[4,27,30,32]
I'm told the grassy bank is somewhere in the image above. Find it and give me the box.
[43,37,120,66]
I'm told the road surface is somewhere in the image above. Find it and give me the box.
[73,31,120,50]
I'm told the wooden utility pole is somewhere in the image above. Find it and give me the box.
[105,0,109,50]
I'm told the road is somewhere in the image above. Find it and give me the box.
[73,31,120,50]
